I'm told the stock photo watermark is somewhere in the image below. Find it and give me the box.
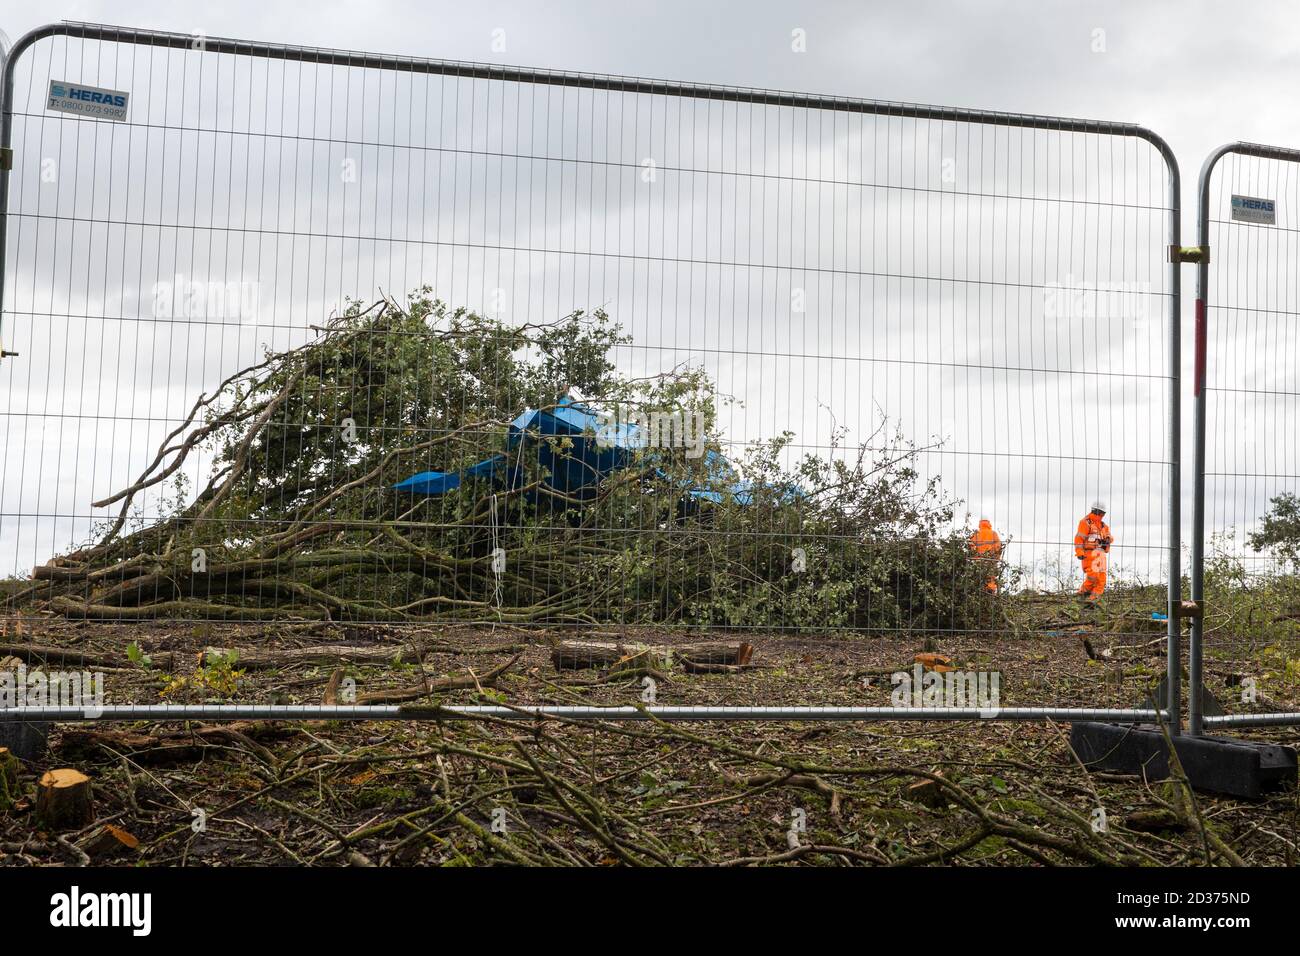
[151,273,260,323]
[594,406,706,458]
[890,663,1001,717]
[0,664,105,717]
[1043,276,1150,321]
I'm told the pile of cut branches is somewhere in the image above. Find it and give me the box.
[12,291,989,632]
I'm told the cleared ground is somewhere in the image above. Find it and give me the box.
[1,594,1297,866]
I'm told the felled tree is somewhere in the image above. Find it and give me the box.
[17,290,988,632]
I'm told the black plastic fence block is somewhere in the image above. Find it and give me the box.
[0,719,50,761]
[1069,721,1297,799]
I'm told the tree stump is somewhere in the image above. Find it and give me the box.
[36,769,94,830]
[0,747,18,813]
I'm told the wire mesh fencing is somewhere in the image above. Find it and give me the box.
[1193,145,1300,731]
[0,23,1180,720]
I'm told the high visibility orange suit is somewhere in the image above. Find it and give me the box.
[969,519,1003,593]
[1074,511,1112,601]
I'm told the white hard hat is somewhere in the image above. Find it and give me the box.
[1091,499,1107,513]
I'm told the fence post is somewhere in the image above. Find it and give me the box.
[0,27,10,360]
[1190,147,1224,738]
[1192,142,1300,736]
[1168,163,1183,737]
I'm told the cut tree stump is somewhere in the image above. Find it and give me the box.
[0,747,19,813]
[551,640,751,671]
[35,769,95,830]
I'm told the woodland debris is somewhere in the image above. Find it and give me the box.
[81,823,140,858]
[0,643,167,670]
[905,773,949,809]
[677,642,754,667]
[913,652,955,673]
[184,640,524,672]
[59,721,299,763]
[680,660,755,674]
[355,655,519,704]
[551,640,663,671]
[607,647,673,676]
[323,668,345,705]
[199,643,426,670]
[551,640,751,672]
[0,747,18,813]
[1123,809,1187,833]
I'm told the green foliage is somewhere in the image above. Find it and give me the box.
[650,427,986,632]
[1248,492,1300,571]
[45,290,992,633]
[125,642,152,669]
[1203,531,1300,655]
[159,651,245,701]
[222,291,628,526]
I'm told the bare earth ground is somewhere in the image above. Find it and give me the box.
[1,602,1298,866]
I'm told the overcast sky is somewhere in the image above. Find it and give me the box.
[5,0,1297,157]
[0,1,1296,588]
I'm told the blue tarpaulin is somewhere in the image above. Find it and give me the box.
[394,394,797,504]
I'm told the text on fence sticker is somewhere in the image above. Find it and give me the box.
[46,81,130,121]
[1231,194,1276,225]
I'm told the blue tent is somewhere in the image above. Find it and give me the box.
[394,394,798,504]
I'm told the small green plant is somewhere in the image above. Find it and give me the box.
[125,641,152,669]
[159,650,245,701]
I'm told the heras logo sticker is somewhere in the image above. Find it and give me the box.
[1231,194,1276,225]
[47,80,130,121]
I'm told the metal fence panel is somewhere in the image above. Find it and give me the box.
[1192,143,1300,733]
[0,24,1180,720]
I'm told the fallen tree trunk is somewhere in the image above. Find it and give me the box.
[356,654,520,704]
[550,641,625,670]
[0,643,177,670]
[551,640,752,671]
[676,641,754,667]
[680,660,760,675]
[59,721,300,764]
[199,644,426,670]
[198,640,528,670]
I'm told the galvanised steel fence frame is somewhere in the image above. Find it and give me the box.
[1191,143,1300,734]
[0,22,1182,726]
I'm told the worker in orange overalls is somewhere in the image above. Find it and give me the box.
[969,518,1003,593]
[1074,501,1112,602]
